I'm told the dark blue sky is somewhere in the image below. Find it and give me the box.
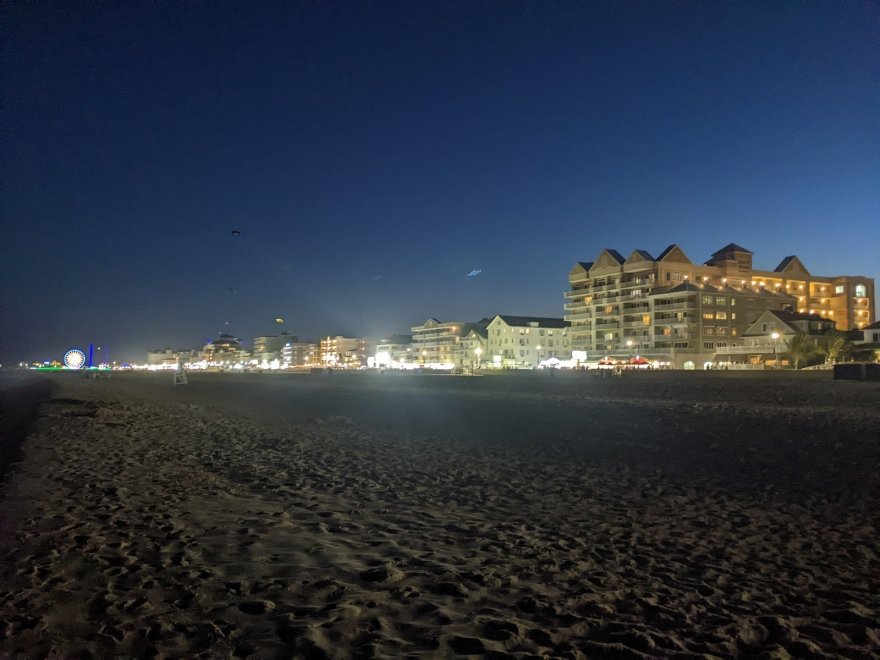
[2,2,878,363]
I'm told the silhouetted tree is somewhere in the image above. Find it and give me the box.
[816,333,847,364]
[785,332,815,369]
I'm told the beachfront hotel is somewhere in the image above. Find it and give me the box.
[410,318,487,368]
[564,243,875,368]
[486,315,570,368]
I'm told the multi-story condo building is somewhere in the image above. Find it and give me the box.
[565,243,875,367]
[410,319,467,367]
[204,334,248,363]
[282,340,318,367]
[487,315,570,368]
[347,338,377,367]
[375,335,413,367]
[410,318,490,368]
[254,332,296,361]
[319,336,361,365]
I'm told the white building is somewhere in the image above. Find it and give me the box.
[456,327,488,369]
[375,334,413,367]
[486,315,570,368]
[410,319,467,368]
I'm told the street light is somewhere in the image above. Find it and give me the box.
[626,339,634,359]
[474,347,482,369]
[771,332,780,369]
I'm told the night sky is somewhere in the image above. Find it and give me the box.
[2,2,878,364]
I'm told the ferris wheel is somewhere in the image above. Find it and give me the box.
[64,349,86,369]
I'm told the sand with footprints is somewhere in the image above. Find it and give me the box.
[1,371,879,657]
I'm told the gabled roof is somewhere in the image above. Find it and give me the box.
[773,255,811,275]
[589,249,626,271]
[742,310,836,337]
[569,261,593,277]
[492,315,568,329]
[605,249,625,264]
[863,320,880,330]
[625,249,655,264]
[465,326,488,339]
[711,243,752,257]
[656,244,692,263]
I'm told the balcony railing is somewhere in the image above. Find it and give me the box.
[653,301,697,310]
[564,288,591,299]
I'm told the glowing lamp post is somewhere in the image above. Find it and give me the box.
[626,339,634,359]
[771,332,780,369]
[474,347,482,370]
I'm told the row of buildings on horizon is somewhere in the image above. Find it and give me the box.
[148,243,878,370]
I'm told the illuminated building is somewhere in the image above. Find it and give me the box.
[456,327,487,369]
[319,336,361,365]
[565,244,874,367]
[147,347,177,366]
[253,332,296,361]
[852,320,880,362]
[860,320,880,344]
[282,340,318,367]
[204,334,246,363]
[487,315,569,368]
[375,335,413,367]
[410,319,467,367]
[718,310,836,366]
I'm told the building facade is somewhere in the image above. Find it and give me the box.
[409,318,491,368]
[564,243,874,367]
[282,341,318,367]
[319,336,361,365]
[204,334,247,363]
[253,332,296,362]
[146,347,198,366]
[486,315,570,368]
[410,319,467,367]
[374,334,413,367]
[456,327,488,369]
[717,310,837,366]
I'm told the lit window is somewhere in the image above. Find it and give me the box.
[835,285,845,294]
[855,284,867,297]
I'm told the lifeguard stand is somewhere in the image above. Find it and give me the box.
[173,359,188,385]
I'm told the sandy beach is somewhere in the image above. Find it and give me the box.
[1,370,878,658]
